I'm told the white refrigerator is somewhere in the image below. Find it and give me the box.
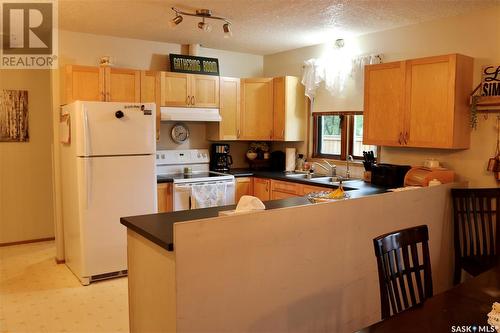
[60,101,157,285]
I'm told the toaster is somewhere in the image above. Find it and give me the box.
[371,164,412,188]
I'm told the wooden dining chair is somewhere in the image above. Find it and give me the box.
[373,225,433,320]
[451,188,500,285]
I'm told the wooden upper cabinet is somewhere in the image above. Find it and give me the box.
[191,75,219,108]
[160,72,219,108]
[273,76,306,141]
[363,61,406,146]
[63,65,105,104]
[207,77,240,141]
[140,71,161,141]
[240,78,274,140]
[161,72,190,107]
[405,54,472,149]
[105,67,141,103]
[363,54,473,149]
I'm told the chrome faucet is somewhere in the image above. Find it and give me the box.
[312,160,337,177]
[346,155,354,179]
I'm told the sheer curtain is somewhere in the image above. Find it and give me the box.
[301,53,382,99]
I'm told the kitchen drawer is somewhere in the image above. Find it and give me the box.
[301,184,329,196]
[271,190,299,200]
[271,180,301,195]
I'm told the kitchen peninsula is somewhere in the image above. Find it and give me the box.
[121,184,457,333]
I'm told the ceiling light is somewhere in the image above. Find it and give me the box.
[170,14,183,28]
[170,7,231,36]
[223,23,232,38]
[198,19,212,32]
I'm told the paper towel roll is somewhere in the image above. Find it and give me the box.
[286,148,296,172]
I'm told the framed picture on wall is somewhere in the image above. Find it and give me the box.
[0,90,29,142]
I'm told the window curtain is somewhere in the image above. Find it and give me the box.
[351,54,383,89]
[301,53,382,99]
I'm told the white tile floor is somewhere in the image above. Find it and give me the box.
[0,241,129,333]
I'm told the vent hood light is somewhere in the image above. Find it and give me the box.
[160,107,222,122]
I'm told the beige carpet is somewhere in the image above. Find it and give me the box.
[0,241,129,333]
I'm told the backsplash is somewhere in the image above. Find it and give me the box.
[157,121,250,168]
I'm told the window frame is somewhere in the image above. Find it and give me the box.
[312,111,366,161]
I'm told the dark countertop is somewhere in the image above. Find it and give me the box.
[121,196,312,251]
[124,171,388,252]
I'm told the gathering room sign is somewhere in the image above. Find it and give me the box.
[481,64,500,97]
[169,54,219,76]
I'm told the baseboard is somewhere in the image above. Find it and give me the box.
[55,258,65,264]
[0,237,55,247]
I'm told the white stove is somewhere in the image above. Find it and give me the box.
[156,149,235,211]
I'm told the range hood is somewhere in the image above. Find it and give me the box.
[160,107,221,122]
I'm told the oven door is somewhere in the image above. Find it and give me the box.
[173,180,235,211]
[173,184,192,211]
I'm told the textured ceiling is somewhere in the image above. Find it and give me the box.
[59,0,500,55]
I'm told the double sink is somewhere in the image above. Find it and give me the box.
[285,173,363,191]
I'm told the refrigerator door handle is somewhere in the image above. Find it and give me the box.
[86,158,92,208]
[83,108,91,156]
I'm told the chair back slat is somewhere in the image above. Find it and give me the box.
[373,225,433,319]
[452,188,500,285]
[401,246,417,306]
[452,189,499,258]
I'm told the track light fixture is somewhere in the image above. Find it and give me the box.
[223,23,232,38]
[170,7,232,37]
[170,14,183,28]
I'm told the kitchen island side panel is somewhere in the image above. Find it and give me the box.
[127,230,176,333]
[173,185,454,333]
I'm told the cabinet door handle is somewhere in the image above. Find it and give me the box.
[398,132,403,145]
[237,129,240,138]
[191,96,195,105]
[100,92,105,101]
[404,131,409,145]
[186,96,191,105]
[281,129,285,138]
[106,92,110,101]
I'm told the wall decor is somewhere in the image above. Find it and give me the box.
[0,90,29,142]
[481,64,500,97]
[169,54,219,76]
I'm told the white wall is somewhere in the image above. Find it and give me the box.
[0,70,55,244]
[173,185,454,332]
[264,5,500,187]
[59,30,263,76]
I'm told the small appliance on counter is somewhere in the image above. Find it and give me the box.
[371,163,412,188]
[404,167,455,187]
[270,150,286,171]
[210,143,233,172]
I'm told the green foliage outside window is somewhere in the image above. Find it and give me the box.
[322,116,341,136]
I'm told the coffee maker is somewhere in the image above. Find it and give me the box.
[210,143,233,172]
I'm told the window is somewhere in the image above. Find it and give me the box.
[313,112,377,160]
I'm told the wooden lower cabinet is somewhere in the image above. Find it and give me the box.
[253,178,271,202]
[235,177,253,202]
[301,184,328,195]
[271,191,299,200]
[157,183,173,213]
[270,179,301,200]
